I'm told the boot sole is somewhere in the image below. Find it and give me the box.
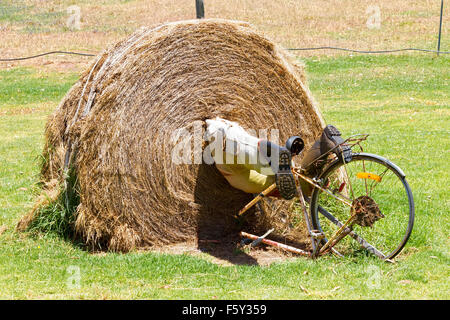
[275,149,297,200]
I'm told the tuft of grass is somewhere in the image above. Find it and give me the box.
[26,167,80,240]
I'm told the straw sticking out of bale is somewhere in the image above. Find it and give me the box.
[18,19,325,252]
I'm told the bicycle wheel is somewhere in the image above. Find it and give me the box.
[309,153,414,260]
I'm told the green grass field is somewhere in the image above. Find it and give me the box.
[0,54,448,299]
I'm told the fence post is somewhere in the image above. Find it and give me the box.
[437,0,444,56]
[196,0,205,19]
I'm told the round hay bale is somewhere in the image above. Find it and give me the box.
[19,19,325,252]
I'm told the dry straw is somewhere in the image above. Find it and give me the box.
[18,19,325,252]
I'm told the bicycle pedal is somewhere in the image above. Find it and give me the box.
[310,230,325,239]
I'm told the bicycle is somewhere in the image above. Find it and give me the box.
[238,134,415,261]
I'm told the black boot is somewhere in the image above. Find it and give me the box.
[259,141,297,200]
[300,125,352,176]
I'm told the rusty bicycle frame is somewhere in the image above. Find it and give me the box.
[237,134,392,260]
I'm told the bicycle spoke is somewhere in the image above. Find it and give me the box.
[362,159,368,196]
[342,161,355,200]
[368,167,389,196]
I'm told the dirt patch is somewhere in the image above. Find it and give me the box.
[147,232,308,266]
[0,104,54,116]
[0,225,8,236]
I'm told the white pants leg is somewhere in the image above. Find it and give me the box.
[205,117,275,194]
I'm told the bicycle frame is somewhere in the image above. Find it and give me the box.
[237,134,391,260]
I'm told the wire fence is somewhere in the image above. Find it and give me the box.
[1,45,449,63]
[0,0,447,62]
[287,47,449,54]
[0,51,95,62]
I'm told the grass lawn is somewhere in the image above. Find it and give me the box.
[0,54,448,299]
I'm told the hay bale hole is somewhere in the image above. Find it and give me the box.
[18,19,325,261]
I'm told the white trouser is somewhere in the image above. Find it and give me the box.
[205,117,275,194]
